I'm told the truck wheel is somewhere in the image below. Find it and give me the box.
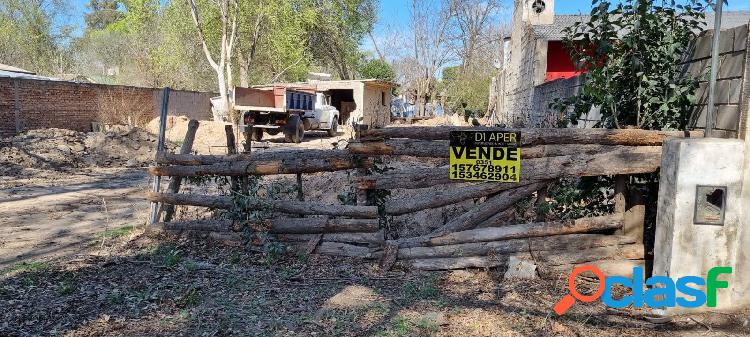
[327,117,339,137]
[250,128,263,141]
[284,115,304,143]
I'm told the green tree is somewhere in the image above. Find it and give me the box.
[554,0,710,130]
[85,0,123,30]
[358,58,395,81]
[306,0,378,79]
[0,0,72,75]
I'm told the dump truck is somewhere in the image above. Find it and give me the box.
[232,85,340,143]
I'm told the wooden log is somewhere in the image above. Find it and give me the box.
[152,217,379,234]
[396,234,636,259]
[539,259,646,279]
[410,246,644,271]
[411,256,505,270]
[360,126,701,144]
[402,214,623,248]
[149,151,372,177]
[147,192,378,218]
[358,146,662,190]
[161,119,199,222]
[276,230,385,245]
[428,181,548,237]
[348,140,642,159]
[316,242,376,258]
[157,148,351,165]
[531,244,644,266]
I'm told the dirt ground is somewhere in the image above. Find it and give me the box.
[2,118,750,336]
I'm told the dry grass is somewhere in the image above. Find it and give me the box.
[2,233,749,337]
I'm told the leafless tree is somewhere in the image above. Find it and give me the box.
[187,0,239,123]
[409,0,455,117]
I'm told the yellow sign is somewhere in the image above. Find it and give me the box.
[449,131,521,182]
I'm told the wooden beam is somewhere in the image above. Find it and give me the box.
[152,217,379,234]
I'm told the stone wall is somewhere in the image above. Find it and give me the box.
[0,77,215,138]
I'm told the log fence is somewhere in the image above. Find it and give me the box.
[147,122,701,277]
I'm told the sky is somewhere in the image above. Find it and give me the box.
[67,0,750,38]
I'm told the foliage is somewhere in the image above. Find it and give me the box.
[0,0,73,75]
[358,58,395,81]
[553,0,711,130]
[85,0,124,30]
[306,0,378,79]
[537,177,614,220]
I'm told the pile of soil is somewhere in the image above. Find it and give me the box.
[0,127,166,176]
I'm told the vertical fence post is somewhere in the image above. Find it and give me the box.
[149,87,170,225]
[161,119,199,222]
[705,0,724,137]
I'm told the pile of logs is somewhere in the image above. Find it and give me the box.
[148,124,700,277]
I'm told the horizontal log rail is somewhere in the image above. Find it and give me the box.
[398,214,623,248]
[153,217,379,234]
[147,192,379,218]
[360,126,702,144]
[156,149,353,166]
[394,233,636,259]
[358,146,662,190]
[409,244,644,271]
[149,154,372,177]
[347,140,647,159]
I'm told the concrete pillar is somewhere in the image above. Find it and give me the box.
[653,138,745,312]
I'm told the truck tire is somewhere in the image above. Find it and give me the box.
[284,115,304,143]
[327,117,339,137]
[250,128,263,141]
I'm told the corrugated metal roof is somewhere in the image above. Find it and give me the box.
[0,70,60,81]
[533,11,750,40]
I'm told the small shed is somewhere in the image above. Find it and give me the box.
[307,79,398,127]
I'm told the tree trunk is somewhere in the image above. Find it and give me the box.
[395,234,636,259]
[360,126,702,144]
[401,214,623,248]
[147,192,378,218]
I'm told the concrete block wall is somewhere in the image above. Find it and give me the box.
[0,77,215,138]
[685,24,749,133]
[529,75,584,127]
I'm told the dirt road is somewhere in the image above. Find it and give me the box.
[0,168,149,268]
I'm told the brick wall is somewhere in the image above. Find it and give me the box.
[0,77,215,138]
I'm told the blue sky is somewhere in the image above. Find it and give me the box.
[68,0,750,36]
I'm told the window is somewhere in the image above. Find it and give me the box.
[381,91,386,106]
